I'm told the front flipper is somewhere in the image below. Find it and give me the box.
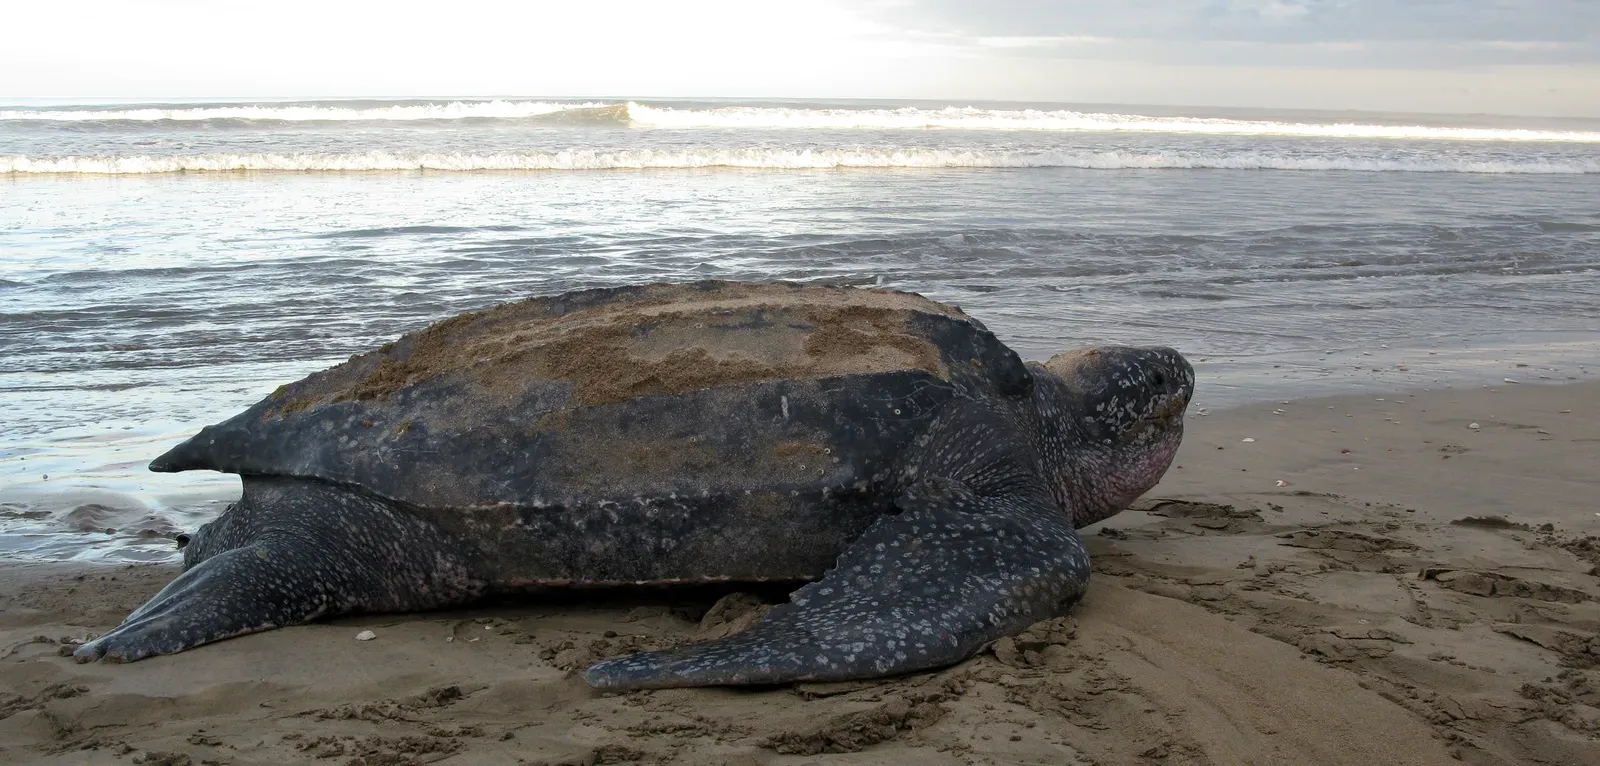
[583,479,1090,690]
[72,542,342,663]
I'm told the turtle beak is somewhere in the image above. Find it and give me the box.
[1149,391,1189,422]
[1146,346,1195,421]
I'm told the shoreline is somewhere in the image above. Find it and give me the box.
[2,380,1597,764]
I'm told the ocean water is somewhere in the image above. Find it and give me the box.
[3,97,1598,563]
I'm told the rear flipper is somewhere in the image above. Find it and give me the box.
[73,478,487,663]
[583,478,1090,690]
[73,541,345,663]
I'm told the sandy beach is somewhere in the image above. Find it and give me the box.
[2,380,1596,765]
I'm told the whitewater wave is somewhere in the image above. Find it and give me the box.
[3,100,1597,142]
[625,105,1600,143]
[5,148,1597,174]
[0,100,614,123]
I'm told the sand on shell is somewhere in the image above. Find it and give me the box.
[271,280,968,414]
[2,382,1597,765]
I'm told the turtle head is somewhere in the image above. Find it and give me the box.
[1035,345,1194,526]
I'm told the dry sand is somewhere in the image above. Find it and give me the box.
[2,381,1596,765]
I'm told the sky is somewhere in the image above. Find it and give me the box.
[3,0,1597,116]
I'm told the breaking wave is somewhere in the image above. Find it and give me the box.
[6,149,1597,174]
[0,100,615,123]
[625,105,1600,143]
[3,100,1597,142]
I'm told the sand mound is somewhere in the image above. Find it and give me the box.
[0,567,1457,766]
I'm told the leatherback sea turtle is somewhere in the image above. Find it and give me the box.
[74,280,1194,690]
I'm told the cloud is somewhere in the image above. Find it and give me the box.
[1,0,1595,116]
[960,38,1594,69]
[974,35,1118,49]
[876,1,1600,64]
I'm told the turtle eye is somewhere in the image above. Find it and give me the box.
[176,533,191,549]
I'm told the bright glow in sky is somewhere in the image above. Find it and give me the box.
[4,0,1598,117]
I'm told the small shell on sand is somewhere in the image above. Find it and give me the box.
[355,630,376,641]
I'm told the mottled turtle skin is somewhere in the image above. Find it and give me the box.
[74,280,1194,690]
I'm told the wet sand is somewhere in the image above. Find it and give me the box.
[2,381,1596,765]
